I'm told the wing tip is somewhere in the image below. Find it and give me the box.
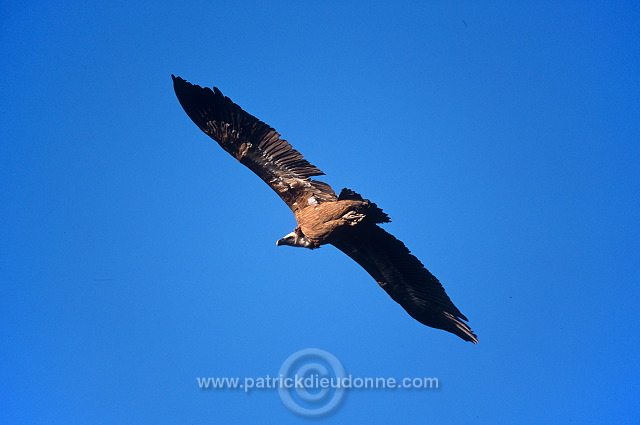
[171,74,185,87]
[172,75,217,98]
[444,312,478,343]
[459,327,479,344]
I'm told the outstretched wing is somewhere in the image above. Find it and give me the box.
[331,224,477,343]
[172,76,337,211]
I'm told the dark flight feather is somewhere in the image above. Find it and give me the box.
[332,225,477,343]
[172,75,337,210]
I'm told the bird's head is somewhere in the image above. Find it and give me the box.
[276,228,316,249]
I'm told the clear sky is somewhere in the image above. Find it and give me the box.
[1,1,638,423]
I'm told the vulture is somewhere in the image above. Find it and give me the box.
[172,76,478,343]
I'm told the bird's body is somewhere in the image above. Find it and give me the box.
[293,200,367,246]
[172,75,478,343]
[290,196,387,247]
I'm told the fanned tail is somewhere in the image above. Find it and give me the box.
[338,188,390,224]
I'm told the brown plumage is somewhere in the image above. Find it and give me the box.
[172,75,478,343]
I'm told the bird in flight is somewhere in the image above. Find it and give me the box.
[172,76,478,343]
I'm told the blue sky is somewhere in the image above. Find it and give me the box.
[1,1,638,423]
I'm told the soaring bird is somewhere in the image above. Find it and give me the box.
[172,76,477,343]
